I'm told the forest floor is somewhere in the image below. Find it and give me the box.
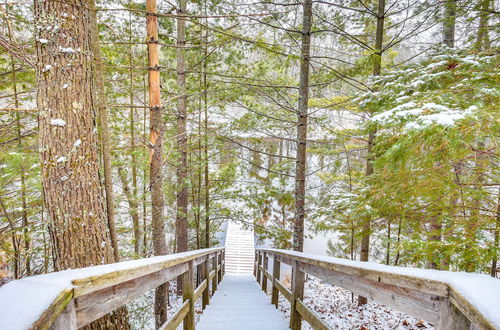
[270,277,435,330]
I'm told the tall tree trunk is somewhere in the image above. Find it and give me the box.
[189,140,200,249]
[118,167,141,256]
[292,0,312,252]
[358,0,385,307]
[475,0,492,50]
[202,0,210,248]
[176,0,189,294]
[464,141,486,272]
[385,219,391,265]
[394,215,403,266]
[35,0,128,327]
[0,195,19,278]
[15,89,30,278]
[146,0,169,327]
[129,13,141,256]
[443,0,457,48]
[6,2,30,278]
[12,58,30,277]
[428,214,442,269]
[491,190,500,278]
[358,130,375,267]
[89,0,119,262]
[142,72,149,257]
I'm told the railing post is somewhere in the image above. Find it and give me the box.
[254,251,258,277]
[182,260,195,330]
[256,251,262,285]
[436,298,471,330]
[49,300,77,330]
[262,252,268,292]
[218,251,222,284]
[202,255,210,309]
[271,254,280,308]
[290,260,304,330]
[222,249,225,278]
[212,253,218,294]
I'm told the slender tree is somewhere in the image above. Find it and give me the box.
[203,0,210,248]
[443,0,457,48]
[358,0,386,307]
[5,8,30,276]
[129,11,141,256]
[176,0,189,294]
[475,0,492,50]
[89,0,120,262]
[491,191,500,277]
[292,0,313,252]
[146,0,169,326]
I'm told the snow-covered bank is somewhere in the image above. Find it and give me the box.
[262,248,500,328]
[271,277,434,329]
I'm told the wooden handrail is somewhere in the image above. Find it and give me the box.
[255,248,500,330]
[0,247,225,330]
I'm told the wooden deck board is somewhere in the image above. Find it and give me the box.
[197,274,289,330]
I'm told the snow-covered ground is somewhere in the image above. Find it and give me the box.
[127,281,208,329]
[271,277,434,330]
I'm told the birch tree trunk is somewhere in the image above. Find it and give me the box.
[146,0,169,327]
[292,0,312,252]
[35,0,128,327]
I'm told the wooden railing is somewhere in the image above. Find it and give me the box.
[0,247,225,330]
[255,248,499,330]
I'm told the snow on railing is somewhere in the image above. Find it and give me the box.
[0,247,225,330]
[255,248,500,330]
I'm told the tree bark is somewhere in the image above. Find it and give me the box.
[491,190,500,278]
[12,53,30,277]
[118,167,141,256]
[203,0,210,249]
[0,195,20,279]
[142,74,149,257]
[359,0,385,307]
[292,0,312,252]
[146,0,169,327]
[89,0,120,262]
[428,214,442,270]
[128,13,141,256]
[176,0,189,294]
[5,2,30,278]
[475,0,492,50]
[394,215,402,266]
[443,0,457,48]
[35,0,128,327]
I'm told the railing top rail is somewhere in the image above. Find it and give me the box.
[256,248,500,329]
[0,247,224,330]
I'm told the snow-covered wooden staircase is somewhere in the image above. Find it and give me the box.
[197,274,288,330]
[2,237,497,330]
[224,221,255,274]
